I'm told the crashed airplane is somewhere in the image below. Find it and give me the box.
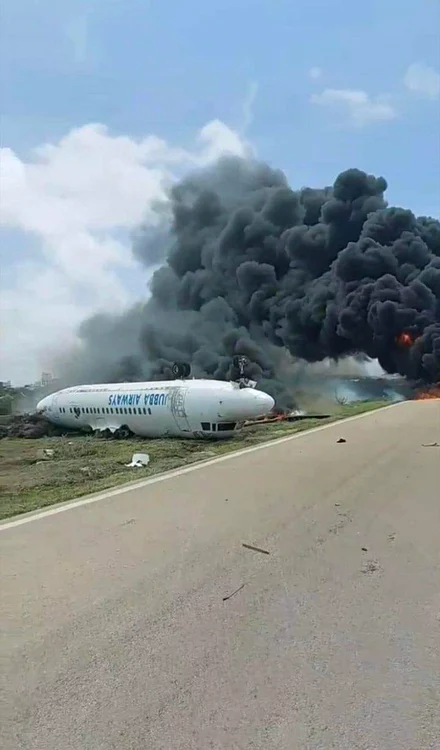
[36,358,275,440]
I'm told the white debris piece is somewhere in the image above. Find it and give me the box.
[125,452,150,468]
[36,448,55,461]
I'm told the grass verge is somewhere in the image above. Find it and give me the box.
[0,400,390,520]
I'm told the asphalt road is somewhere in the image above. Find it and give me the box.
[2,401,440,750]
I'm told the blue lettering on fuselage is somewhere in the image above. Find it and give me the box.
[107,392,168,408]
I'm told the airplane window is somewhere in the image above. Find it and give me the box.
[128,408,132,414]
[201,422,210,431]
[110,408,114,414]
[148,408,152,415]
[217,422,237,431]
[143,408,146,415]
[124,408,128,414]
[82,408,85,413]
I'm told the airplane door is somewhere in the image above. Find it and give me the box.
[68,398,83,424]
[170,387,192,433]
[50,392,62,421]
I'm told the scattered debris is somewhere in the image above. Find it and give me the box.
[244,411,330,427]
[361,559,381,574]
[225,498,229,502]
[0,413,139,441]
[242,543,270,555]
[422,442,439,447]
[125,452,150,468]
[35,448,55,461]
[361,547,368,552]
[335,503,341,506]
[0,413,68,439]
[329,509,352,535]
[222,583,246,602]
[388,533,396,542]
[337,438,347,444]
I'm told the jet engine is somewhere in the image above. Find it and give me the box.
[171,361,191,379]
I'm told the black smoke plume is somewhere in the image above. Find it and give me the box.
[64,156,440,407]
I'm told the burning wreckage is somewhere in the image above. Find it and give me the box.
[3,159,440,438]
[1,372,436,440]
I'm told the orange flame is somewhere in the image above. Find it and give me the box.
[250,413,287,424]
[415,384,440,400]
[396,332,414,348]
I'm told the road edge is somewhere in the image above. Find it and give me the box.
[1,401,406,530]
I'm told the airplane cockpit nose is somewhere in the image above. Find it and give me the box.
[238,388,275,419]
[260,392,275,413]
[36,398,47,413]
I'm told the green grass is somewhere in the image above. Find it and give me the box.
[0,400,390,520]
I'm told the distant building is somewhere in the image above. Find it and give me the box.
[41,372,53,386]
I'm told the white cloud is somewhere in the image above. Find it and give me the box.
[311,88,397,127]
[309,67,322,80]
[403,62,440,100]
[0,120,249,384]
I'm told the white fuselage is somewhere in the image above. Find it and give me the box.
[36,379,275,439]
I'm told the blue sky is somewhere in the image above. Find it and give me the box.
[1,0,439,383]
